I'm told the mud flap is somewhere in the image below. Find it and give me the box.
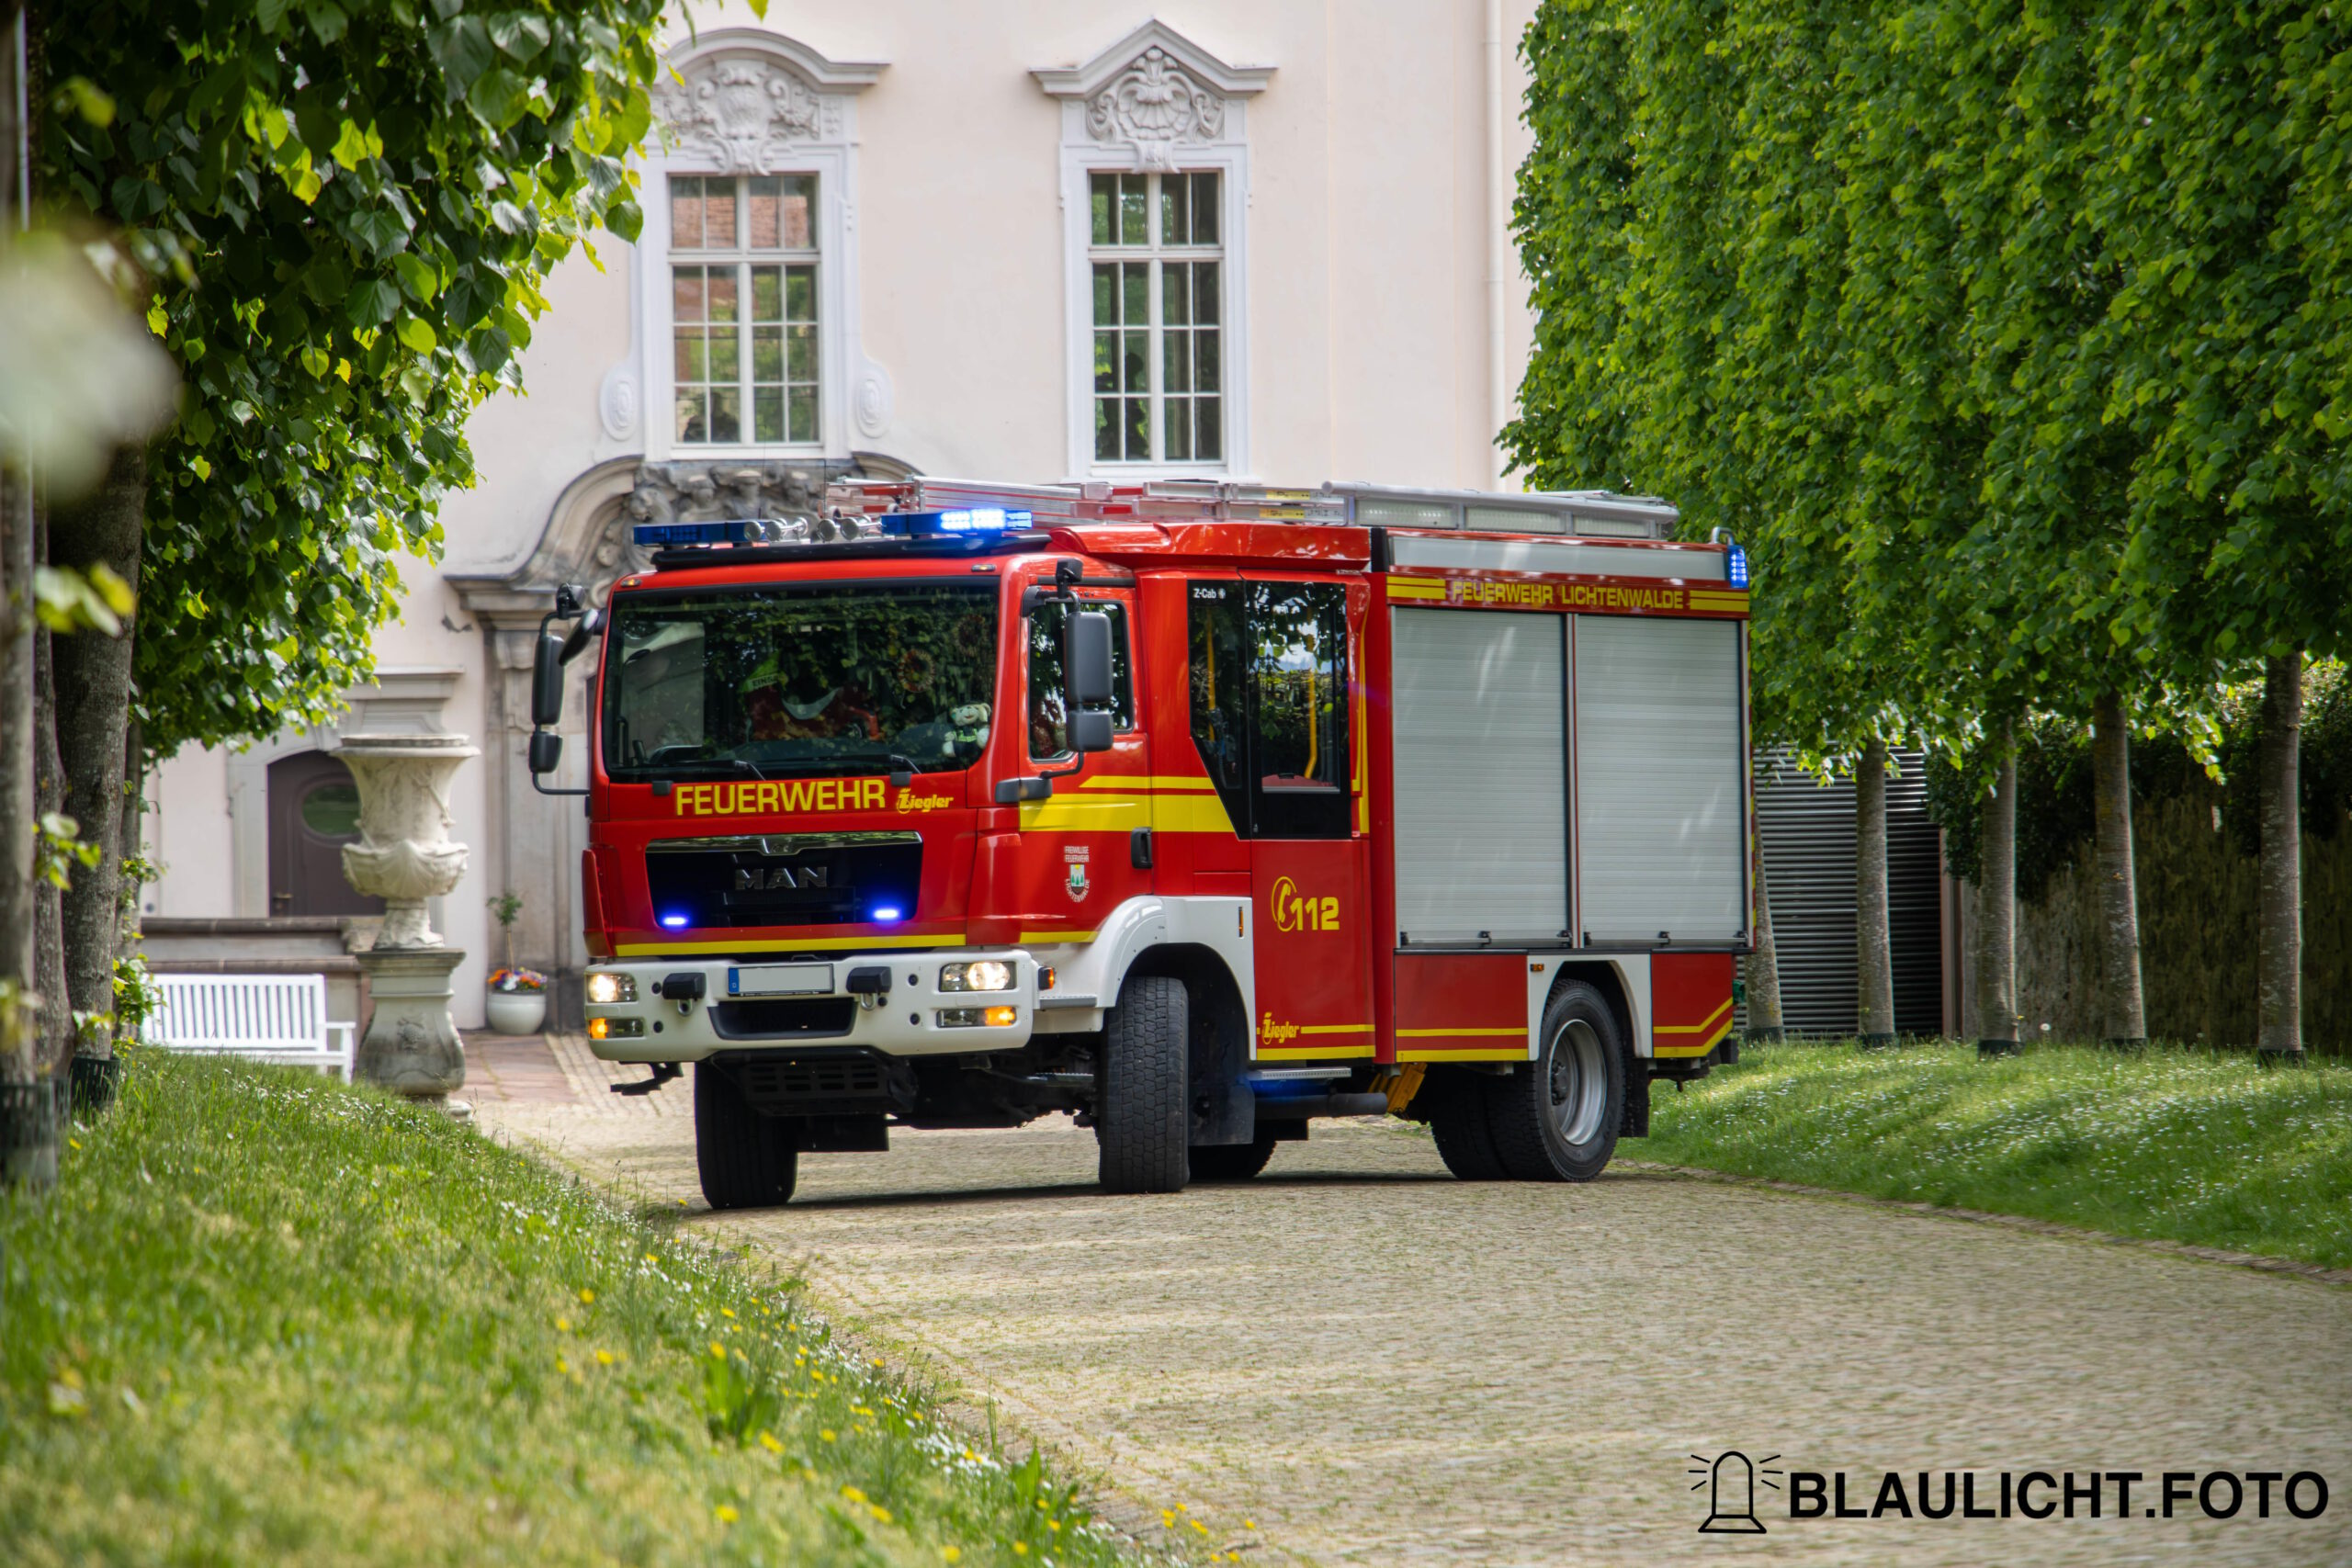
[1622,1055,1651,1139]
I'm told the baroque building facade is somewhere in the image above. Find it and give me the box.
[143,3,1546,1027]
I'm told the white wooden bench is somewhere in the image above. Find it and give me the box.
[142,973,356,1081]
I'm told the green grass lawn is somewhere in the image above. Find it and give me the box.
[1641,1040,2352,1270]
[0,1050,1193,1567]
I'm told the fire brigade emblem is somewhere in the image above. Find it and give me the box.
[1065,862,1090,903]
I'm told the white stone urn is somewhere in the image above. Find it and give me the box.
[338,732,477,947]
[335,730,478,1105]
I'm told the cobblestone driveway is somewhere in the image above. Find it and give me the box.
[481,1066,2351,1568]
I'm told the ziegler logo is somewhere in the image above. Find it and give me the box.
[1259,1013,1302,1043]
[733,864,829,892]
[1270,876,1340,933]
[894,790,955,813]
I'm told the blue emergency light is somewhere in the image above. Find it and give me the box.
[878,507,1033,536]
[1726,542,1750,590]
[632,518,779,548]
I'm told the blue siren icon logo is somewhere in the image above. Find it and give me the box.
[1692,1450,1781,1534]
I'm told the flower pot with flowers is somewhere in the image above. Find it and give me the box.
[484,892,548,1034]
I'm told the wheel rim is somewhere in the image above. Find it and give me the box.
[1547,1019,1609,1147]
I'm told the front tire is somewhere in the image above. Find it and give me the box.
[1097,974,1189,1193]
[694,1061,798,1211]
[1189,1134,1277,1182]
[1487,982,1624,1181]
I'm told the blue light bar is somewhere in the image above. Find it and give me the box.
[634,519,763,548]
[660,912,690,929]
[1725,543,1750,590]
[870,906,904,923]
[878,508,1033,537]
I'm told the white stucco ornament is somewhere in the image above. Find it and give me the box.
[1087,47,1226,170]
[655,57,831,175]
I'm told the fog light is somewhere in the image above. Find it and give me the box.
[983,1005,1017,1028]
[935,1007,982,1028]
[586,972,636,1004]
[940,960,1014,992]
[589,1017,644,1040]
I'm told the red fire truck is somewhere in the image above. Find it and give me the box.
[526,478,1752,1209]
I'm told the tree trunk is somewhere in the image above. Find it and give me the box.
[1975,718,2018,1058]
[1855,739,1896,1045]
[34,615,73,1071]
[1,11,58,1188]
[2089,688,2146,1045]
[2256,651,2302,1060]
[1745,828,1785,1043]
[47,441,145,1064]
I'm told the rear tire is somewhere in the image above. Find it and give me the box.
[1097,974,1189,1193]
[1188,1134,1277,1182]
[694,1061,798,1211]
[1487,982,1624,1181]
[1426,1071,1509,1180]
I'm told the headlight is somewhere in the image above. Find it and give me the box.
[939,960,1014,992]
[586,972,636,1004]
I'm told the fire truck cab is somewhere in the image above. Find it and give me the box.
[529,478,1753,1210]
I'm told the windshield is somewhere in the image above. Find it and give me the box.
[602,581,998,781]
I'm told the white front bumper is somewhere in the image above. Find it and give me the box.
[583,949,1040,1062]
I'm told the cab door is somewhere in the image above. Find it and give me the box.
[1233,577,1374,1063]
[1008,575,1148,941]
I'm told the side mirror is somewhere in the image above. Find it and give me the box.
[531,630,566,727]
[527,729,562,775]
[1065,610,1113,710]
[560,606,604,665]
[1069,709,1114,754]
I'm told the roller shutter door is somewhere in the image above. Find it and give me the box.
[1390,609,1567,942]
[1575,616,1745,942]
[1754,746,1946,1035]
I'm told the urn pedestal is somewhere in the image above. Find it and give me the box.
[334,731,478,1109]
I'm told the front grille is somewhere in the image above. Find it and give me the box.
[712,998,859,1041]
[729,1048,901,1113]
[647,831,922,929]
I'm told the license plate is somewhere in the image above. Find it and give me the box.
[729,963,833,998]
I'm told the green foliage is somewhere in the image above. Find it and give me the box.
[1508,2,2352,777]
[0,1052,1159,1563]
[30,562,135,636]
[1929,660,2352,891]
[39,0,665,758]
[486,889,523,928]
[1645,1040,2352,1269]
[33,812,99,892]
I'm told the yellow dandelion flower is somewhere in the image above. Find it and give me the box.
[1012,1544,1028,1557]
[556,1316,571,1333]
[1048,1520,1061,1533]
[709,1341,727,1359]
[759,1431,784,1454]
[642,1254,659,1264]
[594,1349,615,1366]
[869,1505,892,1524]
[940,1550,962,1564]
[1161,1511,1176,1529]
[820,1428,837,1443]
[555,1356,571,1374]
[1191,1517,1209,1535]
[853,1404,875,1416]
[67,1138,81,1151]
[578,1289,594,1304]
[1244,1519,1258,1529]
[715,1504,739,1524]
[842,1486,867,1504]
[721,1307,736,1319]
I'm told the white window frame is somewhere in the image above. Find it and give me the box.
[632,30,885,464]
[1085,169,1229,468]
[1037,23,1272,481]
